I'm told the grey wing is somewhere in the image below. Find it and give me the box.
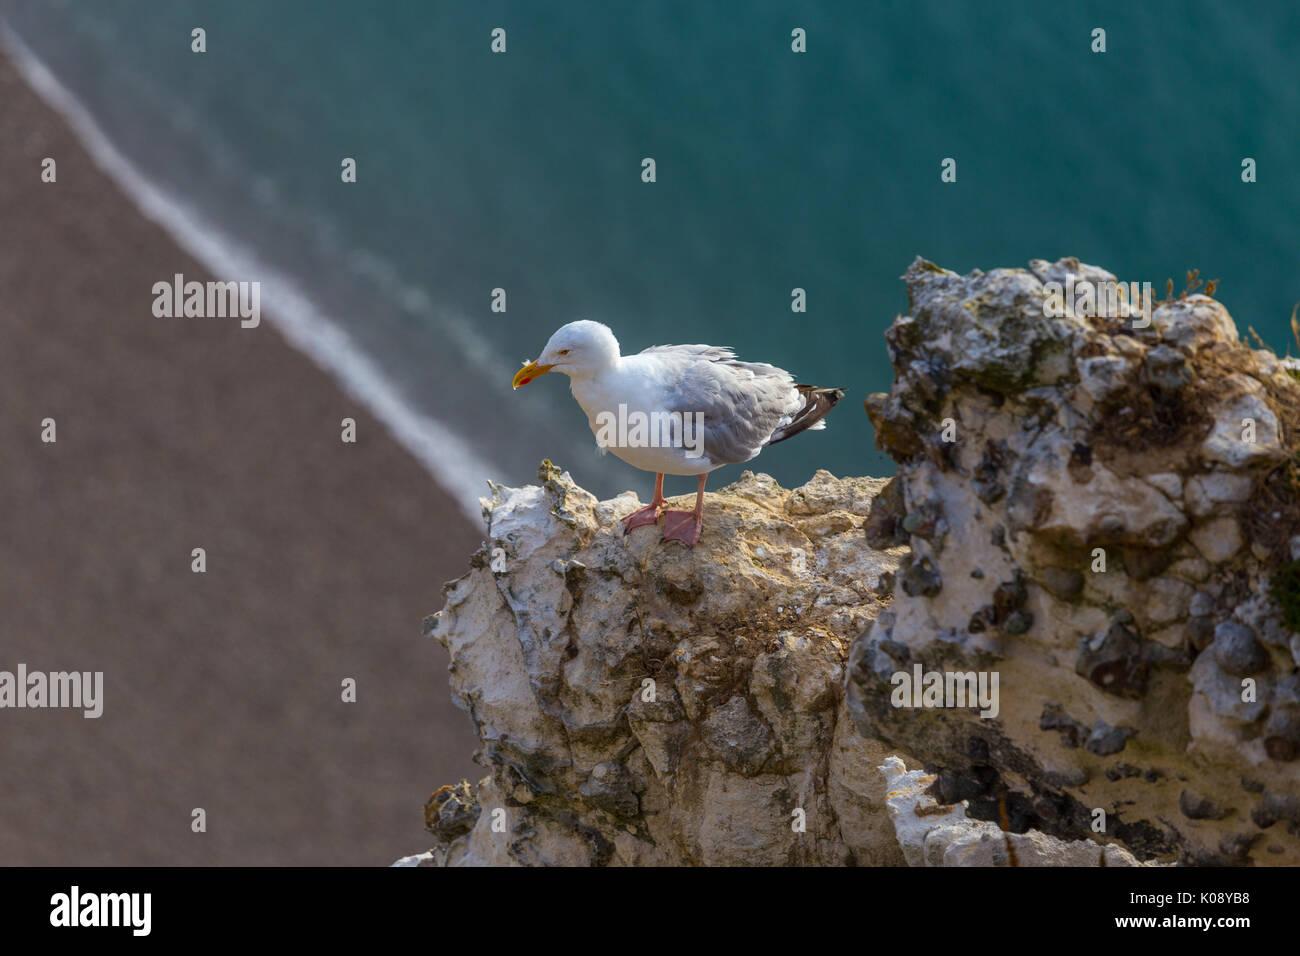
[641,345,804,466]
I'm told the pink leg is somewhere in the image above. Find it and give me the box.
[662,474,706,548]
[622,473,667,533]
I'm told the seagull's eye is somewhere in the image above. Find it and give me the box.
[558,349,570,356]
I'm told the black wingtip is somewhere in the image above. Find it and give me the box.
[767,384,847,446]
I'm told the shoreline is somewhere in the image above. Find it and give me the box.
[0,45,484,864]
[0,22,501,525]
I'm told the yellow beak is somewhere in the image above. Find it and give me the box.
[512,360,554,390]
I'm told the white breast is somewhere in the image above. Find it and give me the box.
[568,358,718,476]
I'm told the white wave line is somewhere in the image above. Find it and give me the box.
[1,21,498,528]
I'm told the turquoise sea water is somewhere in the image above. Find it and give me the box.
[4,0,1298,504]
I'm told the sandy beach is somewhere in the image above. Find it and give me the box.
[0,49,484,865]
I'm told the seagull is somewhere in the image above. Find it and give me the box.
[512,320,844,547]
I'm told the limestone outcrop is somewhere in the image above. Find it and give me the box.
[851,257,1300,866]
[879,756,1154,866]
[420,464,908,865]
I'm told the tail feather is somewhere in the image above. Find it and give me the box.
[766,385,846,446]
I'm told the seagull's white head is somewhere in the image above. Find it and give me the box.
[512,320,621,388]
